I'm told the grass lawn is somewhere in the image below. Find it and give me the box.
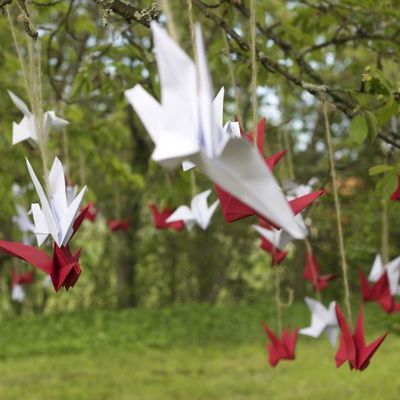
[0,303,398,399]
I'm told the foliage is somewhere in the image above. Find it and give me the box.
[0,304,399,399]
[0,0,400,314]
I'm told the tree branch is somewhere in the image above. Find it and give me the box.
[92,0,161,27]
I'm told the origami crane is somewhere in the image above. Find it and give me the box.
[259,234,288,265]
[359,270,400,314]
[215,148,287,223]
[253,213,305,252]
[335,305,387,371]
[83,202,99,222]
[300,297,339,346]
[0,205,89,292]
[303,251,338,292]
[149,204,185,231]
[367,254,400,296]
[262,322,298,367]
[13,204,35,234]
[284,177,319,198]
[166,190,219,231]
[243,118,266,153]
[108,219,131,232]
[182,88,241,172]
[11,270,33,303]
[13,204,35,245]
[27,157,87,247]
[1,241,81,292]
[390,176,400,201]
[125,23,305,240]
[8,91,68,145]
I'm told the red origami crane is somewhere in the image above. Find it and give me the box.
[390,176,400,201]
[359,271,400,314]
[216,117,325,225]
[262,322,298,367]
[244,117,266,153]
[256,218,288,265]
[259,236,288,265]
[0,241,81,292]
[335,304,387,371]
[83,202,99,222]
[303,251,338,292]
[108,219,131,232]
[148,204,185,231]
[215,149,288,223]
[12,270,33,286]
[0,205,89,292]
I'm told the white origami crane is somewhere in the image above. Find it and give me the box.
[284,177,319,198]
[252,224,293,250]
[43,275,52,289]
[13,205,35,233]
[300,297,339,346]
[8,91,68,145]
[125,23,305,240]
[368,254,400,296]
[252,211,307,250]
[182,88,241,172]
[11,284,25,303]
[26,157,87,247]
[13,204,35,245]
[166,189,219,231]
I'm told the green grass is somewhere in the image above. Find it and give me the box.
[0,303,399,399]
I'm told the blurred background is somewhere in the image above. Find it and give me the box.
[0,0,400,398]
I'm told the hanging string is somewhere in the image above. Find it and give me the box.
[381,154,389,265]
[7,6,51,196]
[249,0,257,144]
[78,148,86,187]
[186,0,196,57]
[273,266,283,335]
[381,198,389,265]
[221,30,242,126]
[283,130,295,181]
[59,102,71,183]
[323,99,353,326]
[159,0,179,42]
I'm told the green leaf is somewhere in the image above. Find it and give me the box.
[365,111,378,141]
[369,165,395,176]
[376,174,398,199]
[376,98,398,126]
[349,115,368,144]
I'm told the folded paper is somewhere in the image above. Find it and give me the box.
[166,190,219,231]
[125,22,305,239]
[262,322,298,367]
[359,270,400,314]
[8,91,68,145]
[11,270,34,303]
[108,219,131,232]
[303,251,338,292]
[215,148,287,223]
[300,297,339,346]
[368,254,400,296]
[259,235,288,265]
[27,157,87,247]
[335,304,387,371]
[83,202,99,222]
[0,206,88,291]
[0,241,81,292]
[13,204,35,245]
[149,204,185,231]
[390,176,400,201]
